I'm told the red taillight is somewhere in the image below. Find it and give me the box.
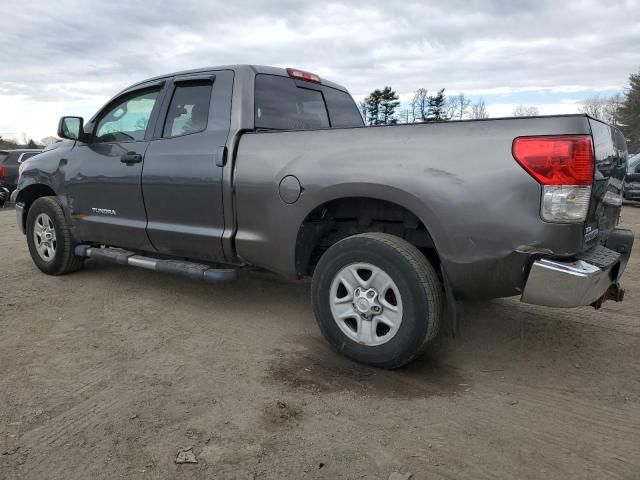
[286,68,321,83]
[0,166,5,179]
[512,135,594,186]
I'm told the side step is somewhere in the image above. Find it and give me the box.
[75,246,238,284]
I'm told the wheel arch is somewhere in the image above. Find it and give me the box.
[294,192,442,278]
[16,184,58,233]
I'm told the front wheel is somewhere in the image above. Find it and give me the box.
[26,196,84,275]
[311,232,443,369]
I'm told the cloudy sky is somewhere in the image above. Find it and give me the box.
[1,0,639,141]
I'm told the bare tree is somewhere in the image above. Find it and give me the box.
[470,98,489,119]
[512,105,540,117]
[579,94,622,126]
[410,88,429,122]
[447,93,471,120]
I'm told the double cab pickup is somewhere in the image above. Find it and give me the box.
[13,65,634,367]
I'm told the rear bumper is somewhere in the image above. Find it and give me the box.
[521,229,633,308]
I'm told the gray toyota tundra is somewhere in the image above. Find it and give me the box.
[13,65,634,368]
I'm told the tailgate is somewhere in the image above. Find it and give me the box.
[584,119,627,246]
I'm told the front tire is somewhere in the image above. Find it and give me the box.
[26,196,84,275]
[311,232,442,369]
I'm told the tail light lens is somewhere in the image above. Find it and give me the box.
[513,135,594,223]
[0,166,5,179]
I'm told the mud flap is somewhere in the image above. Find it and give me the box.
[441,266,464,337]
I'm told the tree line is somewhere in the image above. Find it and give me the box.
[0,135,43,150]
[359,87,489,125]
[359,86,540,126]
[577,68,640,152]
[360,67,640,153]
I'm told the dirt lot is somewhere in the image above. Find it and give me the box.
[1,206,639,480]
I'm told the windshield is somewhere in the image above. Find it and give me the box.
[628,153,640,172]
[0,152,8,164]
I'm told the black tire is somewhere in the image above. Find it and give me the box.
[26,196,84,275]
[311,232,442,369]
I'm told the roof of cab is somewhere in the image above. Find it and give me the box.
[124,64,349,94]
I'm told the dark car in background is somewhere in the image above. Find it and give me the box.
[624,153,640,202]
[0,149,42,206]
[1,149,42,191]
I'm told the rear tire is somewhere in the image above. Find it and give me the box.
[311,232,442,369]
[26,196,84,275]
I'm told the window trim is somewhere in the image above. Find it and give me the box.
[91,84,165,145]
[161,78,215,139]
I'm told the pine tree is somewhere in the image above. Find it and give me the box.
[427,89,448,121]
[379,86,400,125]
[363,87,400,125]
[617,69,640,153]
[363,89,383,125]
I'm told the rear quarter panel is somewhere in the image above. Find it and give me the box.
[234,115,593,299]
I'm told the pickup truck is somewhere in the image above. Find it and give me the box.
[13,65,634,368]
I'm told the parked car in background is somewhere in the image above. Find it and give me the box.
[624,153,640,202]
[0,187,9,207]
[0,149,43,194]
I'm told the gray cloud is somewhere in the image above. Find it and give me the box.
[1,0,639,137]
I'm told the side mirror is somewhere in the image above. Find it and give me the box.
[57,116,84,141]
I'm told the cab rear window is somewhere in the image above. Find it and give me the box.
[254,74,363,131]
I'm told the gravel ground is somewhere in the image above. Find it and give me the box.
[1,205,639,480]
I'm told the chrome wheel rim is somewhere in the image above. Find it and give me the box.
[329,262,403,346]
[33,213,57,262]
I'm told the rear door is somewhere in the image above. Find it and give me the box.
[141,70,234,262]
[65,83,166,250]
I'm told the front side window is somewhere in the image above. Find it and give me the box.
[163,81,213,138]
[95,89,159,143]
[255,74,330,130]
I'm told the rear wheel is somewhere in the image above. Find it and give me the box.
[311,232,442,369]
[26,196,84,275]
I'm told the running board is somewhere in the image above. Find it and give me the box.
[75,246,238,283]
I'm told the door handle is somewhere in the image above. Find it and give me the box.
[120,152,142,164]
[215,146,227,167]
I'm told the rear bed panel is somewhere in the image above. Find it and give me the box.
[234,115,597,299]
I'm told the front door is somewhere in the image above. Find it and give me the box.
[65,85,165,250]
[141,70,233,262]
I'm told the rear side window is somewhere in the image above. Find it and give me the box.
[323,87,364,127]
[255,75,329,130]
[163,81,213,138]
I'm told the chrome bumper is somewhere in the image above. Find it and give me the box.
[521,258,619,307]
[521,233,633,308]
